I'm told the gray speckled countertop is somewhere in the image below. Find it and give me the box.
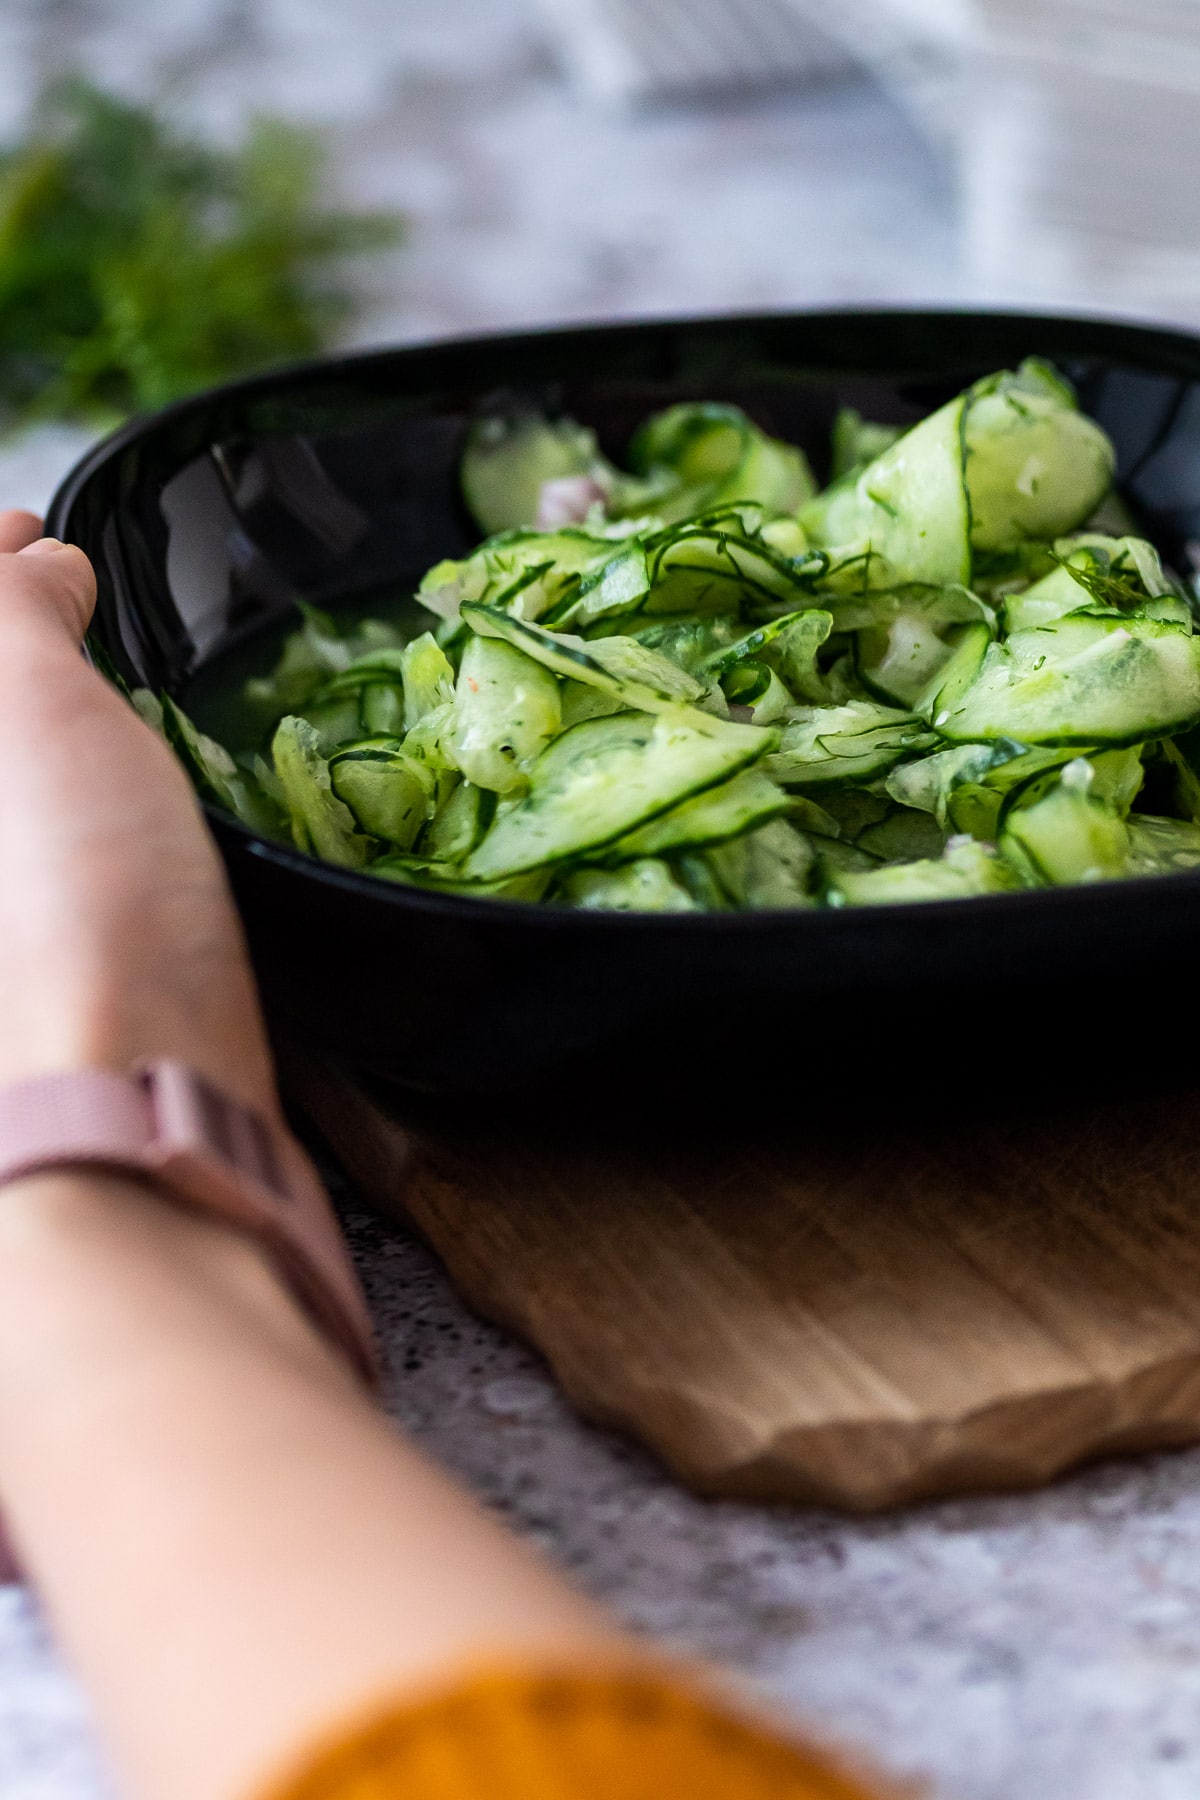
[2,5,1198,1796]
[12,1204,1200,1800]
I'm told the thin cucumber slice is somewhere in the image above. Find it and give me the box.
[692,607,835,706]
[399,633,455,731]
[698,607,832,681]
[161,696,281,835]
[674,852,734,909]
[608,765,788,860]
[1163,728,1200,821]
[886,740,1017,819]
[373,853,551,903]
[540,542,651,630]
[1003,746,1145,828]
[296,695,365,754]
[811,834,881,884]
[783,794,843,837]
[933,614,1200,746]
[559,681,627,728]
[461,414,604,534]
[294,665,412,754]
[760,517,811,558]
[464,708,773,880]
[1002,558,1102,634]
[809,786,890,841]
[329,739,435,848]
[855,585,993,708]
[731,665,794,725]
[971,540,1059,602]
[643,510,831,616]
[1087,745,1145,815]
[417,545,546,627]
[401,698,459,777]
[421,779,496,862]
[588,635,711,705]
[914,620,992,723]
[829,836,1022,906]
[963,362,1116,553]
[562,859,698,912]
[243,603,404,725]
[628,614,745,673]
[999,763,1128,884]
[131,688,164,733]
[1002,535,1178,633]
[450,635,562,794]
[418,527,623,628]
[272,715,372,868]
[628,402,816,523]
[360,683,405,736]
[1124,813,1200,877]
[705,818,816,908]
[765,700,933,788]
[857,805,946,863]
[887,738,1082,839]
[310,647,409,707]
[766,611,836,703]
[461,601,707,717]
[800,392,971,590]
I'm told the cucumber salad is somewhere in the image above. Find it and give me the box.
[158,360,1200,912]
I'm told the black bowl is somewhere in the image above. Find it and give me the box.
[46,310,1200,1106]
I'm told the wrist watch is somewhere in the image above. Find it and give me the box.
[0,1058,379,1586]
[0,1060,378,1387]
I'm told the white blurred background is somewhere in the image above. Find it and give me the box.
[1,0,1197,509]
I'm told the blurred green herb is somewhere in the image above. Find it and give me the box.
[0,78,403,425]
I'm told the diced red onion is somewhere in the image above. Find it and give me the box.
[535,475,607,530]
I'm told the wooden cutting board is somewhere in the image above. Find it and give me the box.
[290,1063,1200,1511]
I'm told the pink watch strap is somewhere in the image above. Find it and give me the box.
[0,1061,379,1583]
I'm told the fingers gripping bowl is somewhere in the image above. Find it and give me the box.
[48,312,1200,1100]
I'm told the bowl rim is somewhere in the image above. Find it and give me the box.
[48,301,1200,939]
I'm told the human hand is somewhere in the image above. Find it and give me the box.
[0,511,278,1115]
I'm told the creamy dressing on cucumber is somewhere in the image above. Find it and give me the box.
[158,368,1200,912]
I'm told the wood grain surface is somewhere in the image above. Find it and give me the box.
[291,1062,1200,1511]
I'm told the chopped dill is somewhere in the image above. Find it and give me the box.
[0,78,402,426]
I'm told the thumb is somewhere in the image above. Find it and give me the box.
[0,539,98,646]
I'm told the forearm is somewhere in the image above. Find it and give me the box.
[0,1174,623,1800]
[0,521,626,1800]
